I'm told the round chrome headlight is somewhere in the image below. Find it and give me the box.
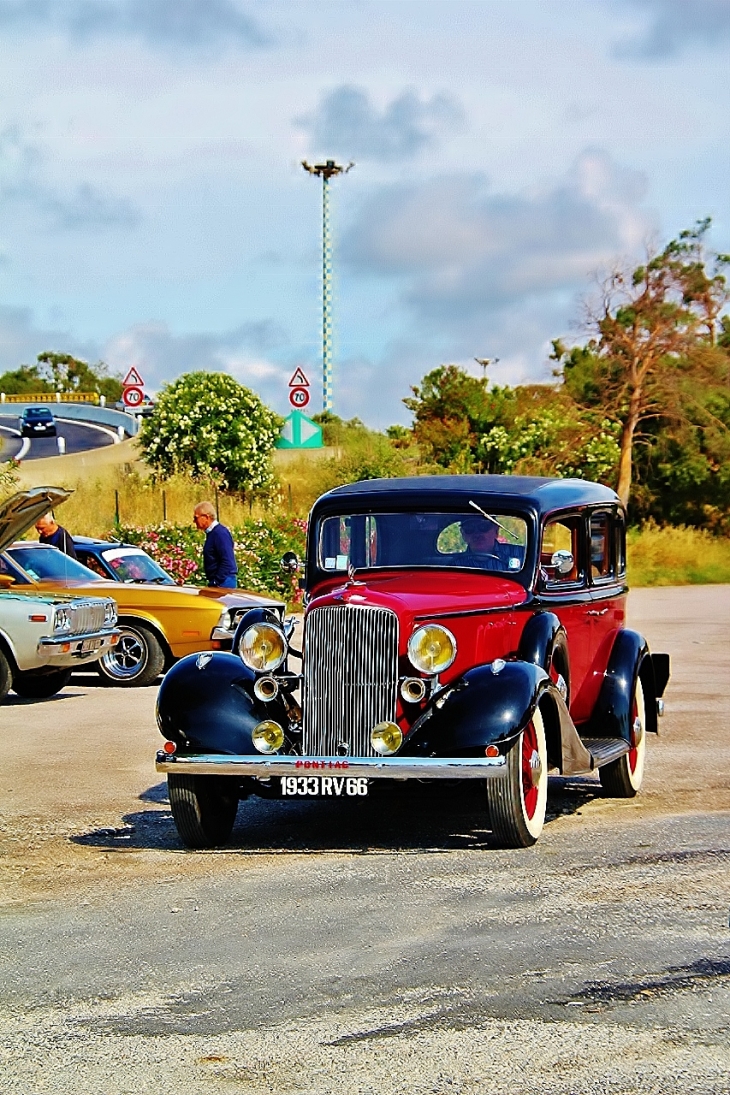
[252,720,284,754]
[407,624,456,675]
[239,623,287,672]
[371,721,403,756]
[217,608,232,631]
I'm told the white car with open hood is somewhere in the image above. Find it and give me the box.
[0,487,120,700]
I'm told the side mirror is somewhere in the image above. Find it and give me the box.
[550,549,574,576]
[280,551,300,573]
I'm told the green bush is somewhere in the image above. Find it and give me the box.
[115,513,308,604]
[139,372,283,494]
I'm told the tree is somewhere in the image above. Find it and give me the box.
[138,371,283,494]
[555,220,729,507]
[0,365,52,394]
[403,364,516,471]
[35,352,123,403]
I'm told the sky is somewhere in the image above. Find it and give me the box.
[0,0,728,427]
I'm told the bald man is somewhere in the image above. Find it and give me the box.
[35,512,78,559]
[193,501,237,588]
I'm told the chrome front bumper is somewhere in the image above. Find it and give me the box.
[38,628,120,660]
[156,753,506,779]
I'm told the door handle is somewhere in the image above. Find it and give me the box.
[587,608,608,616]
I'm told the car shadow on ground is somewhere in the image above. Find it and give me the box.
[71,775,605,855]
[4,691,82,705]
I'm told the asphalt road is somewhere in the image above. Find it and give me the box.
[0,586,728,1094]
[0,415,117,461]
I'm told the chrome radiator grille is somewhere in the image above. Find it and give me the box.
[69,600,108,635]
[303,605,399,757]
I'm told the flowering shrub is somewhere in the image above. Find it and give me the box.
[138,371,283,493]
[115,513,308,604]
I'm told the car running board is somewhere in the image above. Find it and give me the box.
[580,737,631,769]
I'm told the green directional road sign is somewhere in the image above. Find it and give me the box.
[276,410,323,450]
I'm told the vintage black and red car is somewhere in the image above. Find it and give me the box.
[155,475,669,849]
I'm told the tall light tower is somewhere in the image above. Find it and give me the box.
[302,159,354,414]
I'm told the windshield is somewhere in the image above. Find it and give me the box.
[6,546,102,583]
[100,548,173,584]
[318,511,529,575]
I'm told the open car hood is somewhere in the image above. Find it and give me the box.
[0,487,72,553]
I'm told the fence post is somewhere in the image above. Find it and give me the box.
[115,490,120,525]
[162,490,167,522]
[287,483,293,512]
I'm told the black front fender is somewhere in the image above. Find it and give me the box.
[403,660,549,758]
[156,652,290,754]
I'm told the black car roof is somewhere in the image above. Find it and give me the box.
[315,475,621,518]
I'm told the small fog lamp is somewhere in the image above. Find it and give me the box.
[371,721,403,756]
[407,625,456,675]
[252,720,284,754]
[240,623,286,672]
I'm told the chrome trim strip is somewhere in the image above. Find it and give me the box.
[38,628,120,655]
[156,753,506,778]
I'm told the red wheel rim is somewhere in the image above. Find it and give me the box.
[521,721,539,819]
[628,696,638,773]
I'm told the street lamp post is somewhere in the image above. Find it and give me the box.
[302,159,354,414]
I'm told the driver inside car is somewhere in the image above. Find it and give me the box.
[459,516,511,570]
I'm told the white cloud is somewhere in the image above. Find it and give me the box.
[296,85,464,163]
[344,150,650,323]
[0,304,98,373]
[0,0,271,52]
[616,0,730,58]
[0,128,140,232]
[103,320,293,408]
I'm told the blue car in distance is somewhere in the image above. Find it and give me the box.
[20,406,56,437]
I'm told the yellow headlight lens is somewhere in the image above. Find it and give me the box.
[371,721,403,755]
[252,720,284,754]
[240,623,286,672]
[407,624,456,675]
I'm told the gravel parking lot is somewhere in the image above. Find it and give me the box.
[0,586,728,1094]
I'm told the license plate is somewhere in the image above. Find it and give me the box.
[80,637,102,652]
[280,776,368,798]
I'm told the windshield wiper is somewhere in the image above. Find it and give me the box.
[468,500,521,543]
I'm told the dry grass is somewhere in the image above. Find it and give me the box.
[628,523,730,586]
[11,445,331,536]
[9,439,730,585]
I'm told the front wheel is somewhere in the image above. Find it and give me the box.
[12,668,72,699]
[599,677,646,797]
[168,774,239,849]
[97,622,166,686]
[486,708,548,847]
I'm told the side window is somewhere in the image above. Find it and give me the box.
[615,512,626,578]
[79,554,107,578]
[589,512,616,582]
[540,516,584,587]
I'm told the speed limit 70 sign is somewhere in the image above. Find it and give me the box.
[122,385,144,408]
[289,386,310,409]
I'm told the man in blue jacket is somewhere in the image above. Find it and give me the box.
[193,501,238,588]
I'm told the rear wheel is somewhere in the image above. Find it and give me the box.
[168,774,239,849]
[599,677,646,797]
[486,707,548,847]
[0,651,12,701]
[97,622,166,686]
[12,668,72,699]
